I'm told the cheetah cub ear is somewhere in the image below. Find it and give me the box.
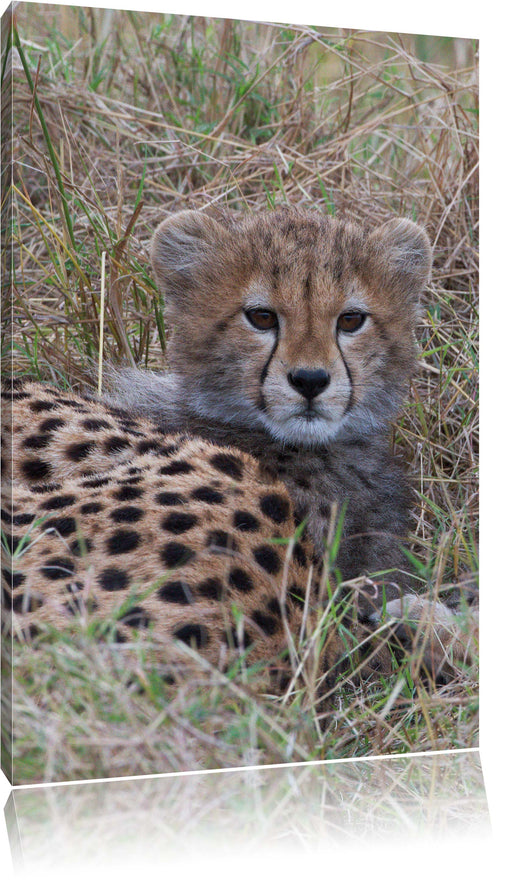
[367,218,432,303]
[151,210,231,305]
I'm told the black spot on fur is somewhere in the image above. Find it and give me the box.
[196,577,224,600]
[106,406,130,419]
[253,545,281,575]
[82,418,111,431]
[41,494,77,510]
[120,426,144,438]
[65,581,85,594]
[21,624,41,640]
[223,625,252,649]
[173,623,209,648]
[2,569,25,589]
[70,537,94,556]
[106,529,140,555]
[113,486,143,501]
[110,506,144,523]
[137,439,162,455]
[22,434,51,450]
[98,567,129,591]
[228,568,254,593]
[161,512,198,534]
[210,452,244,481]
[119,606,152,628]
[118,476,142,486]
[161,542,195,568]
[12,591,43,613]
[159,461,193,476]
[11,512,35,527]
[3,390,29,401]
[233,510,260,531]
[80,502,103,515]
[289,583,306,606]
[156,492,184,506]
[260,493,290,524]
[158,580,192,604]
[29,400,56,412]
[190,486,224,504]
[207,530,238,553]
[3,533,21,554]
[252,609,279,635]
[267,596,289,617]
[63,593,98,616]
[158,443,180,456]
[45,516,77,537]
[54,397,79,406]
[292,543,307,568]
[82,476,110,489]
[31,483,61,494]
[66,441,94,462]
[103,436,130,454]
[40,417,66,432]
[21,458,53,482]
[40,556,75,580]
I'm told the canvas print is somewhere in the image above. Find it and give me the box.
[1,3,479,784]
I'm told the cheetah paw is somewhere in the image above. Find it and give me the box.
[370,593,478,681]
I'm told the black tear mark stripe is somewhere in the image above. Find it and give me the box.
[336,342,354,415]
[258,325,280,413]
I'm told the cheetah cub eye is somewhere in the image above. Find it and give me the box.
[337,311,367,334]
[245,308,279,332]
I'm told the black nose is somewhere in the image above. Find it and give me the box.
[287,368,330,400]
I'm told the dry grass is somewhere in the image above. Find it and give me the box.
[2,5,478,783]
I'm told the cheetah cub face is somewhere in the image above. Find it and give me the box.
[151,208,432,446]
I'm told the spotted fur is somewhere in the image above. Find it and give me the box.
[2,208,474,690]
[3,382,355,692]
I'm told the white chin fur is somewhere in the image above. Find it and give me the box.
[259,413,339,447]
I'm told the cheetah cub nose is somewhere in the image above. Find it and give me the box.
[287,368,331,400]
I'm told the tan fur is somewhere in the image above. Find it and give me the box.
[2,208,475,692]
[3,383,332,686]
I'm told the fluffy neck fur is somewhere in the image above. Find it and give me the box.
[105,365,390,452]
[106,364,413,604]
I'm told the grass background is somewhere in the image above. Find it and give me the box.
[2,4,478,783]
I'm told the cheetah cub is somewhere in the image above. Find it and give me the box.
[115,207,429,613]
[111,207,475,671]
[2,208,474,692]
